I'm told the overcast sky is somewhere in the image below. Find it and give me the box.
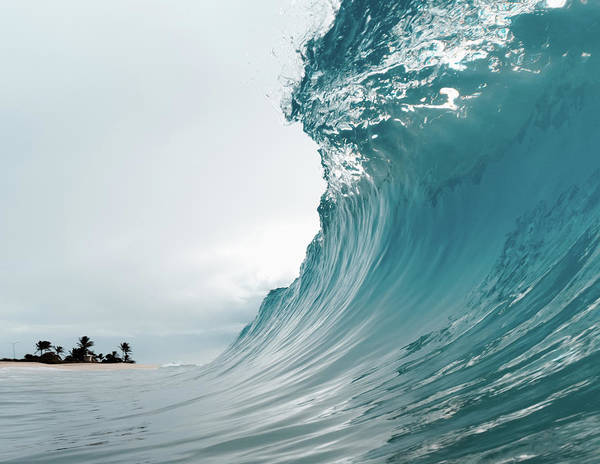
[0,1,325,364]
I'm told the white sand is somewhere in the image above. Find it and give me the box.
[0,361,158,371]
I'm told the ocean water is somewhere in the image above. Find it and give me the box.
[2,0,600,462]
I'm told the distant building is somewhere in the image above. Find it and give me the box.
[83,353,96,363]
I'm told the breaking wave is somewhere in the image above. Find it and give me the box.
[3,0,599,462]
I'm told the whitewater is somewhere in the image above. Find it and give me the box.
[1,0,600,462]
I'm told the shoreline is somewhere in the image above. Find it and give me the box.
[0,361,158,371]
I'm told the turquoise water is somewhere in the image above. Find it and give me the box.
[2,0,600,462]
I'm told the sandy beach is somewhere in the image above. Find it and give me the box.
[0,361,158,370]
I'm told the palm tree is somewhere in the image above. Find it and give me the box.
[68,347,85,362]
[35,340,52,357]
[53,346,64,359]
[103,351,122,363]
[119,342,131,362]
[77,336,94,356]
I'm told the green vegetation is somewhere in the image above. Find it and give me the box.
[2,337,135,364]
[35,340,52,357]
[120,342,132,362]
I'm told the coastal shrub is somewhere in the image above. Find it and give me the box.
[39,352,62,364]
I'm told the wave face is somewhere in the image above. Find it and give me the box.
[215,0,600,461]
[3,1,600,463]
